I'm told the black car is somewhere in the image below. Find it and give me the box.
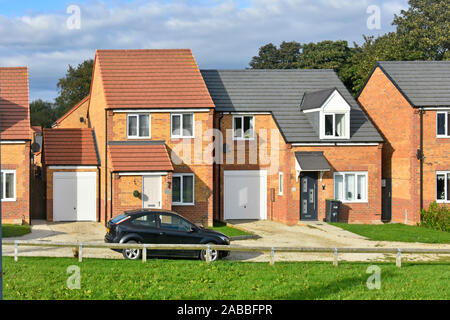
[105,209,230,261]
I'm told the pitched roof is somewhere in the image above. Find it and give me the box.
[96,49,215,109]
[0,67,31,140]
[375,61,450,107]
[54,95,90,126]
[108,141,174,172]
[201,69,382,143]
[301,88,336,110]
[43,128,99,166]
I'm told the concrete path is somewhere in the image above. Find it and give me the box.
[2,220,449,263]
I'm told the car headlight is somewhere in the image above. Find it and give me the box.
[219,235,230,244]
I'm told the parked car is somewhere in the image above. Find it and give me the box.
[105,209,230,261]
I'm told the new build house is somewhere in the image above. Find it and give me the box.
[358,61,450,224]
[0,67,32,224]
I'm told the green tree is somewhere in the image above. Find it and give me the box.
[249,42,301,69]
[30,99,57,128]
[55,59,93,117]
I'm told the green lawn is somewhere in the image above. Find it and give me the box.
[330,223,450,243]
[2,257,449,300]
[208,221,254,237]
[2,224,31,238]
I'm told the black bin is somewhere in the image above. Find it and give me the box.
[325,200,341,222]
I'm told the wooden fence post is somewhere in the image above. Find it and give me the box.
[78,243,83,263]
[206,245,211,264]
[142,244,147,263]
[270,247,275,266]
[14,241,18,262]
[333,248,339,267]
[396,248,402,268]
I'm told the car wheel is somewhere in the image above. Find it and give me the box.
[122,240,142,260]
[200,243,219,262]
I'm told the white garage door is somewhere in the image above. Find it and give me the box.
[53,172,97,222]
[224,170,267,220]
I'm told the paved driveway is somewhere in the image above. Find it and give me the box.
[2,220,449,262]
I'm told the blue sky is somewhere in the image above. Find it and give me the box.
[0,0,409,101]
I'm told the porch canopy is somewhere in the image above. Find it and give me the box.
[294,151,331,174]
[108,141,174,172]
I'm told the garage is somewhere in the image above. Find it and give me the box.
[224,170,267,220]
[53,172,97,222]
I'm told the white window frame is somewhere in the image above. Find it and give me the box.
[232,115,255,140]
[1,170,16,202]
[334,171,368,203]
[436,112,450,138]
[127,113,151,139]
[172,173,195,206]
[278,172,284,195]
[436,171,450,203]
[322,112,350,139]
[171,113,195,139]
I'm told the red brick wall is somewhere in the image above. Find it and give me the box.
[1,142,31,224]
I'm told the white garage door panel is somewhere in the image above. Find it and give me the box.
[53,172,96,222]
[224,171,267,220]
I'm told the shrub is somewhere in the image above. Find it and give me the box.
[420,202,449,232]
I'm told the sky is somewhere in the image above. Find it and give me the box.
[0,0,409,101]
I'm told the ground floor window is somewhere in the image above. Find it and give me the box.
[1,170,16,201]
[172,174,194,205]
[436,171,450,203]
[334,172,368,203]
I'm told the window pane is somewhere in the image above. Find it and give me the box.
[243,116,253,139]
[182,114,193,137]
[132,214,157,227]
[345,174,355,201]
[172,176,181,203]
[182,176,194,204]
[172,115,181,136]
[279,173,283,194]
[335,174,343,200]
[128,116,137,136]
[325,114,333,136]
[447,173,450,201]
[437,174,445,200]
[0,172,3,199]
[5,173,14,199]
[139,115,149,137]
[437,113,446,135]
[357,175,366,200]
[234,117,242,138]
[335,114,345,137]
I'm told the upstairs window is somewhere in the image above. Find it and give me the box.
[171,114,194,138]
[233,115,254,140]
[324,113,347,138]
[1,170,16,201]
[437,112,450,137]
[127,114,150,139]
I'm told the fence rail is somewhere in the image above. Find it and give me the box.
[3,240,450,267]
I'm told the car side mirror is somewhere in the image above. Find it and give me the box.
[189,227,197,233]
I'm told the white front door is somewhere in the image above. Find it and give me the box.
[224,170,267,220]
[53,172,97,222]
[142,176,162,209]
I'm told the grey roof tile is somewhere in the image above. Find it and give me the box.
[201,69,383,143]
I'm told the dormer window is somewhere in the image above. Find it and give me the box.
[324,113,347,138]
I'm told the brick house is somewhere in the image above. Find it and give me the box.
[0,67,32,224]
[43,49,215,225]
[201,70,384,225]
[358,61,450,224]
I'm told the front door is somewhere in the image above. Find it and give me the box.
[300,172,318,221]
[142,176,162,209]
[382,178,392,222]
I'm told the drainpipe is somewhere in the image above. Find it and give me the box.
[104,110,108,225]
[419,109,424,212]
[217,113,224,221]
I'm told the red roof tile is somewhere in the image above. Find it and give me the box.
[96,49,215,109]
[0,67,31,140]
[109,142,174,172]
[43,128,99,166]
[54,95,90,125]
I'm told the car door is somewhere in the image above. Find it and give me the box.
[129,213,160,244]
[157,213,202,257]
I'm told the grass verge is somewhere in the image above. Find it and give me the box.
[330,223,450,243]
[3,257,449,300]
[208,221,254,237]
[2,224,31,238]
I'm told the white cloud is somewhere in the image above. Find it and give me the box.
[0,0,408,101]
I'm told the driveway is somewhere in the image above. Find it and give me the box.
[2,220,449,262]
